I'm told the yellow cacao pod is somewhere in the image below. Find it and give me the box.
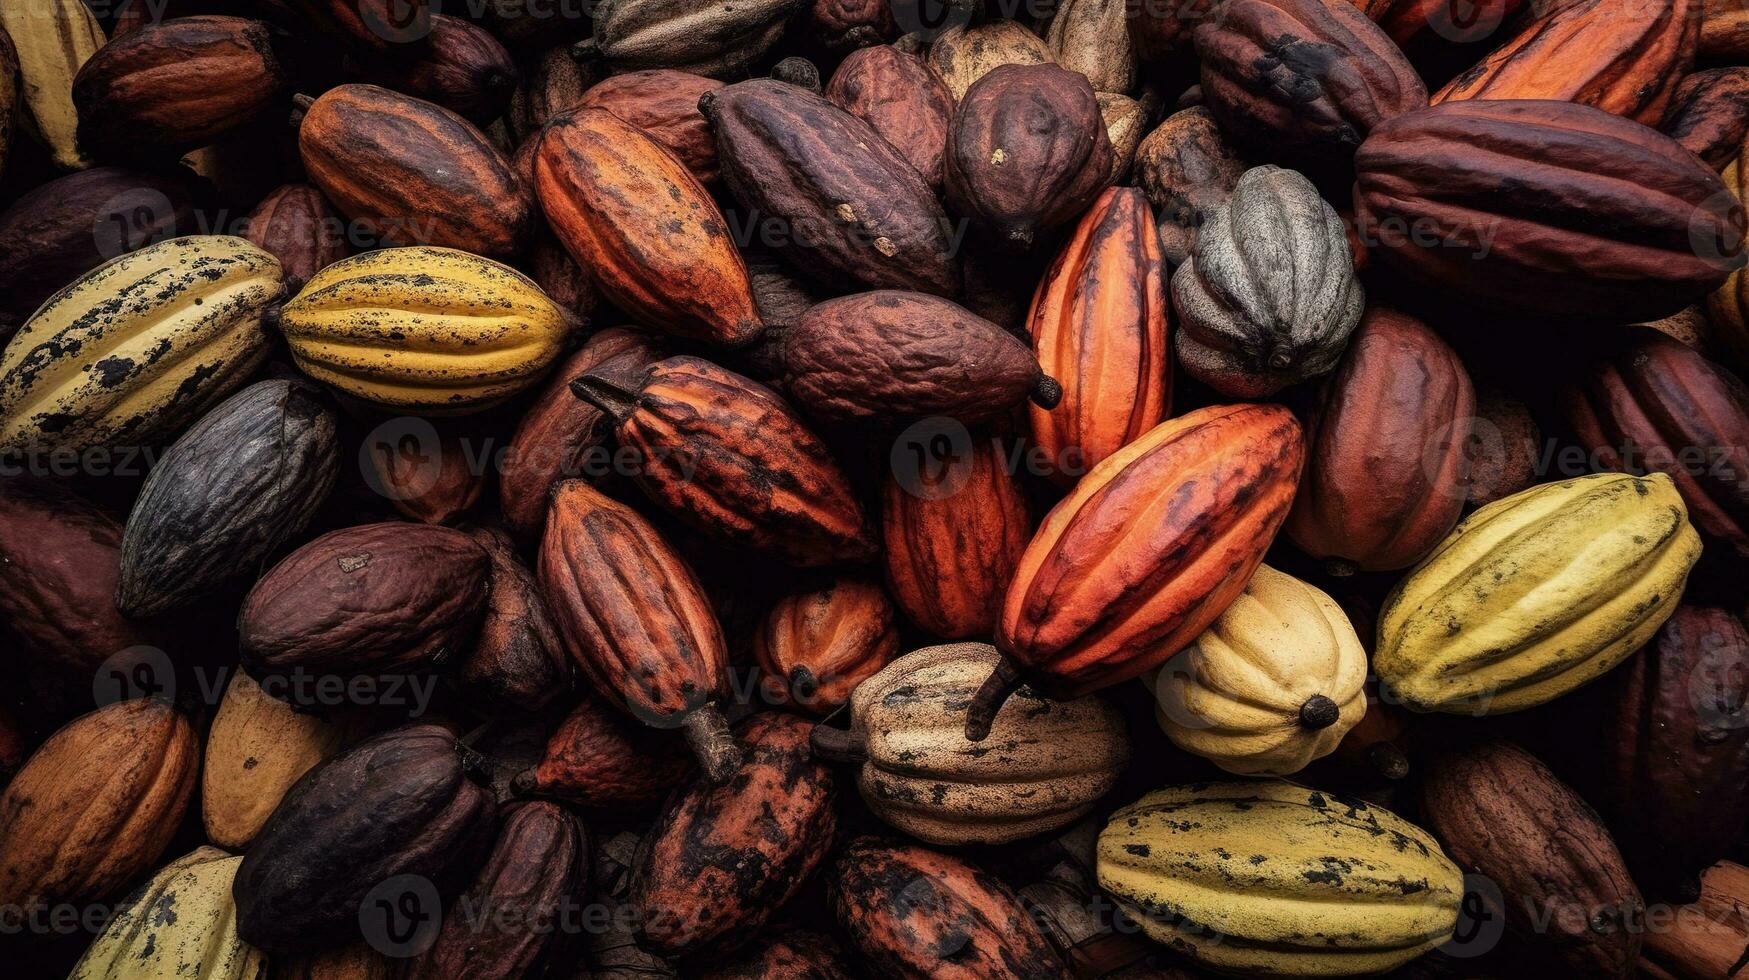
[202,670,349,851]
[280,246,571,413]
[69,846,265,980]
[0,0,102,169]
[1097,780,1463,976]
[1377,471,1701,714]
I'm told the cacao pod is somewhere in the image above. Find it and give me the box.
[203,669,349,851]
[1604,604,1749,903]
[0,0,104,169]
[1149,565,1369,775]
[1664,67,1749,169]
[73,15,287,159]
[633,712,837,956]
[1433,0,1696,125]
[831,837,1072,980]
[69,846,264,980]
[298,83,531,260]
[279,247,571,413]
[0,235,282,454]
[1466,385,1542,507]
[823,44,952,189]
[118,378,340,618]
[459,525,567,715]
[702,78,961,296]
[1354,99,1745,322]
[1562,333,1749,558]
[361,424,483,524]
[1377,472,1701,714]
[808,0,894,51]
[268,0,432,54]
[1285,304,1474,572]
[0,166,204,338]
[575,69,723,185]
[233,724,498,954]
[536,106,760,347]
[975,404,1304,735]
[1641,859,1749,980]
[1027,186,1170,480]
[238,522,491,687]
[405,801,589,980]
[570,356,877,566]
[1348,2,1532,83]
[945,63,1114,249]
[1098,780,1463,975]
[1171,165,1364,397]
[0,698,198,911]
[753,577,899,716]
[361,13,518,124]
[1710,144,1749,368]
[498,327,663,537]
[1133,107,1247,266]
[507,45,592,140]
[765,290,1058,426]
[811,643,1128,845]
[538,479,741,782]
[1098,91,1152,183]
[1421,740,1643,977]
[511,691,692,811]
[927,19,1054,102]
[242,183,350,292]
[882,432,1031,639]
[579,0,805,79]
[1047,0,1136,94]
[1703,0,1749,59]
[1194,0,1427,171]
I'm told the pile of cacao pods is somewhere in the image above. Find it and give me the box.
[5,0,1749,977]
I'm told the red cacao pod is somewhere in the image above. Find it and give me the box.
[511,691,692,811]
[242,183,350,291]
[823,44,952,189]
[753,577,899,715]
[458,526,567,716]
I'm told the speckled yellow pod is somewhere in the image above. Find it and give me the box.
[1377,472,1701,715]
[1097,781,1463,976]
[280,247,572,414]
[1149,564,1368,776]
[68,846,265,980]
[0,235,282,453]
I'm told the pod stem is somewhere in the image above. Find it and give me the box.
[569,367,642,423]
[570,38,599,63]
[1298,695,1340,730]
[683,706,742,785]
[1369,742,1411,781]
[788,665,819,703]
[289,93,314,128]
[808,721,867,764]
[965,656,1026,742]
[1032,375,1063,409]
[509,769,540,796]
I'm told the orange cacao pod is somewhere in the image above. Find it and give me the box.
[537,480,741,783]
[754,578,899,715]
[512,690,692,811]
[570,356,877,566]
[535,107,760,347]
[1027,187,1171,483]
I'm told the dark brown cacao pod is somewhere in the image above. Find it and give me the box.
[238,522,491,688]
[570,356,877,566]
[458,526,567,716]
[242,183,350,291]
[702,78,962,297]
[405,800,589,980]
[632,712,837,957]
[808,0,895,51]
[1561,333,1749,557]
[118,379,340,619]
[498,328,663,538]
[831,837,1073,980]
[883,433,1032,639]
[234,724,498,954]
[945,63,1115,249]
[696,928,856,979]
[1662,67,1749,169]
[1286,305,1475,573]
[1605,604,1749,904]
[537,480,741,783]
[762,290,1058,426]
[823,44,952,189]
[74,15,288,159]
[0,167,203,339]
[298,83,532,259]
[1421,740,1643,978]
[1466,385,1542,508]
[511,691,692,811]
[361,13,518,124]
[1195,0,1427,172]
[265,0,433,53]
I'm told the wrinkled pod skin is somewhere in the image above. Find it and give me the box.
[969,403,1305,739]
[458,525,568,715]
[570,355,877,566]
[511,691,693,811]
[241,183,351,291]
[233,724,497,954]
[632,713,838,957]
[537,479,741,783]
[823,44,952,189]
